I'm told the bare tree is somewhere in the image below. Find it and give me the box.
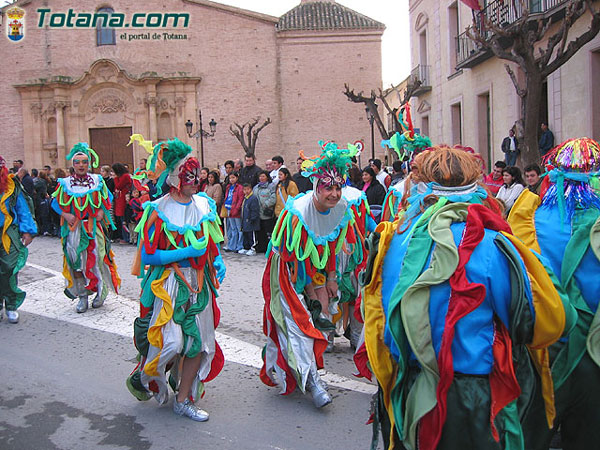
[468,0,600,165]
[229,117,272,157]
[343,80,422,141]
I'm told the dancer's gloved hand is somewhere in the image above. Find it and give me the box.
[213,254,226,283]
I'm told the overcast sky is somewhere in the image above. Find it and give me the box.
[3,0,410,86]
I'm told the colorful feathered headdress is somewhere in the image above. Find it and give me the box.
[66,143,99,169]
[381,103,432,162]
[299,140,359,188]
[540,137,600,220]
[128,134,198,194]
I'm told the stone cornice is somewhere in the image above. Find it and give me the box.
[182,0,278,25]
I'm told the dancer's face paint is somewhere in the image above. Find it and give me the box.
[72,153,89,176]
[314,183,342,211]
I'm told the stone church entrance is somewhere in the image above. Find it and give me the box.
[89,127,133,171]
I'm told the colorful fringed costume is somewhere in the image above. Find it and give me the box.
[0,171,36,317]
[260,141,368,407]
[362,147,575,450]
[128,193,225,404]
[509,138,600,450]
[51,145,120,306]
[126,137,226,419]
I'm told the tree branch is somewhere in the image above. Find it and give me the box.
[542,5,600,76]
[504,64,526,97]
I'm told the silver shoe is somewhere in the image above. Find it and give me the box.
[76,296,88,313]
[6,310,19,324]
[306,364,332,408]
[325,331,334,353]
[173,398,209,422]
[91,294,104,309]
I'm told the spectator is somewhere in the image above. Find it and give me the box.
[539,121,555,156]
[270,155,285,183]
[253,170,276,253]
[43,164,52,173]
[370,159,391,190]
[17,168,35,197]
[222,160,234,181]
[347,164,363,189]
[524,163,542,195]
[240,183,259,256]
[35,170,52,235]
[501,128,519,166]
[265,159,273,173]
[100,165,115,194]
[198,167,209,193]
[483,160,506,195]
[222,172,244,252]
[204,170,223,208]
[112,163,132,244]
[123,191,133,244]
[496,166,525,213]
[50,168,67,236]
[292,157,312,193]
[11,159,23,174]
[239,154,262,187]
[361,167,386,221]
[234,159,243,172]
[128,188,144,245]
[274,167,299,217]
[390,160,404,186]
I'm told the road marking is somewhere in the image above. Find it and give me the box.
[21,263,377,395]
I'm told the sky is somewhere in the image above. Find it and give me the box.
[2,0,411,86]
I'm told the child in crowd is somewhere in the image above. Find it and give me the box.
[222,172,244,252]
[123,192,133,243]
[240,183,259,256]
[128,188,144,245]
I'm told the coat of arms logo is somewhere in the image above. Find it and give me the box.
[6,6,25,42]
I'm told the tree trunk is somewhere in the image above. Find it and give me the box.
[521,71,544,166]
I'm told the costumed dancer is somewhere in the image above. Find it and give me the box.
[126,137,226,422]
[52,143,120,313]
[361,145,575,450]
[0,156,36,324]
[260,141,368,408]
[380,104,432,222]
[509,138,600,450]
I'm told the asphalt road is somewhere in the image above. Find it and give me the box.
[0,236,379,450]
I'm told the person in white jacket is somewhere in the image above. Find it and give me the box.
[496,166,525,213]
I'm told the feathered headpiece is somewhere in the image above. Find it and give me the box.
[66,143,99,169]
[128,134,197,194]
[540,138,600,221]
[299,140,359,188]
[381,103,432,162]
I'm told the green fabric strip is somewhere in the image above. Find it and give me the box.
[587,216,600,366]
[552,208,598,388]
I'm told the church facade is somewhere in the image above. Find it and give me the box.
[0,0,384,169]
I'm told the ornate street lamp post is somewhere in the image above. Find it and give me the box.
[185,110,217,167]
[365,106,375,161]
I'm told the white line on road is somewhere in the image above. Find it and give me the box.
[21,263,377,396]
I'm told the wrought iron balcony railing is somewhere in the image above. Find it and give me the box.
[456,0,569,68]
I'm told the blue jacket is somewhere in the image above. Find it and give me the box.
[241,193,260,232]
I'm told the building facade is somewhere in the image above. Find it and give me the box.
[408,0,600,169]
[0,0,383,170]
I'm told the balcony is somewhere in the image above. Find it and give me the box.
[456,0,569,69]
[409,64,432,96]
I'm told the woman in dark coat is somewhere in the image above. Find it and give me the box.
[112,163,132,243]
[362,166,386,222]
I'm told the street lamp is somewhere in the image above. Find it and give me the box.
[365,106,375,161]
[185,110,217,167]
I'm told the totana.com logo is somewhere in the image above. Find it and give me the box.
[6,6,25,42]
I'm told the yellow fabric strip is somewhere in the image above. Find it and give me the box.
[363,220,398,448]
[507,189,542,253]
[0,175,16,254]
[500,232,566,427]
[144,269,174,377]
